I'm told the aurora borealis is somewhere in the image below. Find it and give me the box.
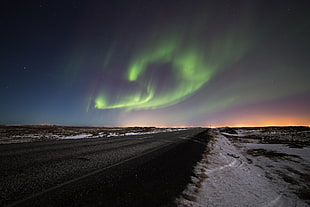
[1,0,309,126]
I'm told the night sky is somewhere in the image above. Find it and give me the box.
[1,0,309,127]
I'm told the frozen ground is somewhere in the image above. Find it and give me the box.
[0,125,187,144]
[177,127,310,207]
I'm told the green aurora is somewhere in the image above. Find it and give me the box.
[93,24,252,111]
[2,1,309,126]
[80,1,309,126]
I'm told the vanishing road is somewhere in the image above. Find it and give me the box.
[0,128,209,207]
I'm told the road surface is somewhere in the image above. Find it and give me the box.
[0,128,209,207]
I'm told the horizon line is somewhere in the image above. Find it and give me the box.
[1,123,309,128]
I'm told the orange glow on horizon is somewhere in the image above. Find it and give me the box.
[120,122,309,128]
[121,115,309,128]
[209,116,309,128]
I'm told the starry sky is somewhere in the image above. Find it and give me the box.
[1,0,309,127]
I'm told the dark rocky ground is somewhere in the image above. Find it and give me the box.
[0,125,180,144]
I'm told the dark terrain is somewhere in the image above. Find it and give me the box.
[0,128,210,207]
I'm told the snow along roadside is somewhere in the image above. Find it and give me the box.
[176,129,291,207]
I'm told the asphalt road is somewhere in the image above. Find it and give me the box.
[0,128,209,207]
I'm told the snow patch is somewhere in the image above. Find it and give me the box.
[58,134,93,139]
[177,129,309,207]
[107,128,188,137]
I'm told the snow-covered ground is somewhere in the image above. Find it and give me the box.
[107,128,187,137]
[177,128,310,207]
[0,126,188,144]
[57,134,94,139]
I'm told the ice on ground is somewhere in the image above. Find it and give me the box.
[58,134,93,139]
[221,132,247,137]
[177,128,309,207]
[107,132,122,137]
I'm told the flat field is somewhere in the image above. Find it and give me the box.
[0,125,185,144]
